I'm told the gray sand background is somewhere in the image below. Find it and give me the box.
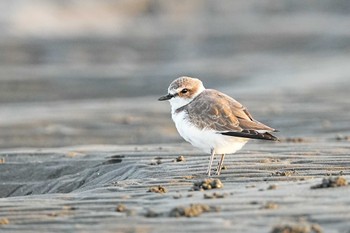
[0,1,350,232]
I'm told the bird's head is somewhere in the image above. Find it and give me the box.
[158,76,205,111]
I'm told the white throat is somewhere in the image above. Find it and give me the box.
[169,86,205,114]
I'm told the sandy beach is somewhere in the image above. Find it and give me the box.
[1,141,350,233]
[1,1,350,232]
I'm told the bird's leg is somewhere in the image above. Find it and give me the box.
[206,148,215,177]
[216,154,225,175]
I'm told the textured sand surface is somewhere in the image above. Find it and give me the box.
[1,1,350,232]
[0,142,350,233]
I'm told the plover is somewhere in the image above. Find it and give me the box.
[159,76,278,176]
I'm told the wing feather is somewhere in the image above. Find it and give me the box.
[183,89,278,141]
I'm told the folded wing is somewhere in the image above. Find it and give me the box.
[184,89,278,141]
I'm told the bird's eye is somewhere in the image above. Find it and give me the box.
[181,88,188,94]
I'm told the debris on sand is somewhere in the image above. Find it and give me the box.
[326,171,343,176]
[116,204,135,216]
[150,157,162,165]
[270,223,323,233]
[192,178,223,191]
[148,185,167,193]
[311,176,348,189]
[115,204,127,212]
[217,165,227,171]
[267,184,277,190]
[0,158,5,164]
[203,192,228,199]
[175,155,185,162]
[261,201,278,209]
[260,158,281,163]
[103,155,124,164]
[272,170,296,177]
[144,209,160,218]
[326,171,344,176]
[0,218,9,225]
[281,137,308,143]
[62,205,77,211]
[335,134,350,141]
[47,206,77,217]
[169,204,220,217]
[173,194,182,199]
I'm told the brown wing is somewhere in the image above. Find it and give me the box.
[185,89,278,140]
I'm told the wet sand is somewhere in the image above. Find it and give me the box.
[0,141,350,233]
[1,1,350,232]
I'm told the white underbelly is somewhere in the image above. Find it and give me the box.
[172,111,248,154]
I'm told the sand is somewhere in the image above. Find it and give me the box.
[1,1,350,232]
[0,141,350,233]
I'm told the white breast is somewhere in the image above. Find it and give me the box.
[172,111,248,154]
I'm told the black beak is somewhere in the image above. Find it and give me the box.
[158,93,174,101]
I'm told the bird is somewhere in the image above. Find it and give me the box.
[158,76,278,176]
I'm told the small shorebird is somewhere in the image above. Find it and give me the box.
[159,76,278,176]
